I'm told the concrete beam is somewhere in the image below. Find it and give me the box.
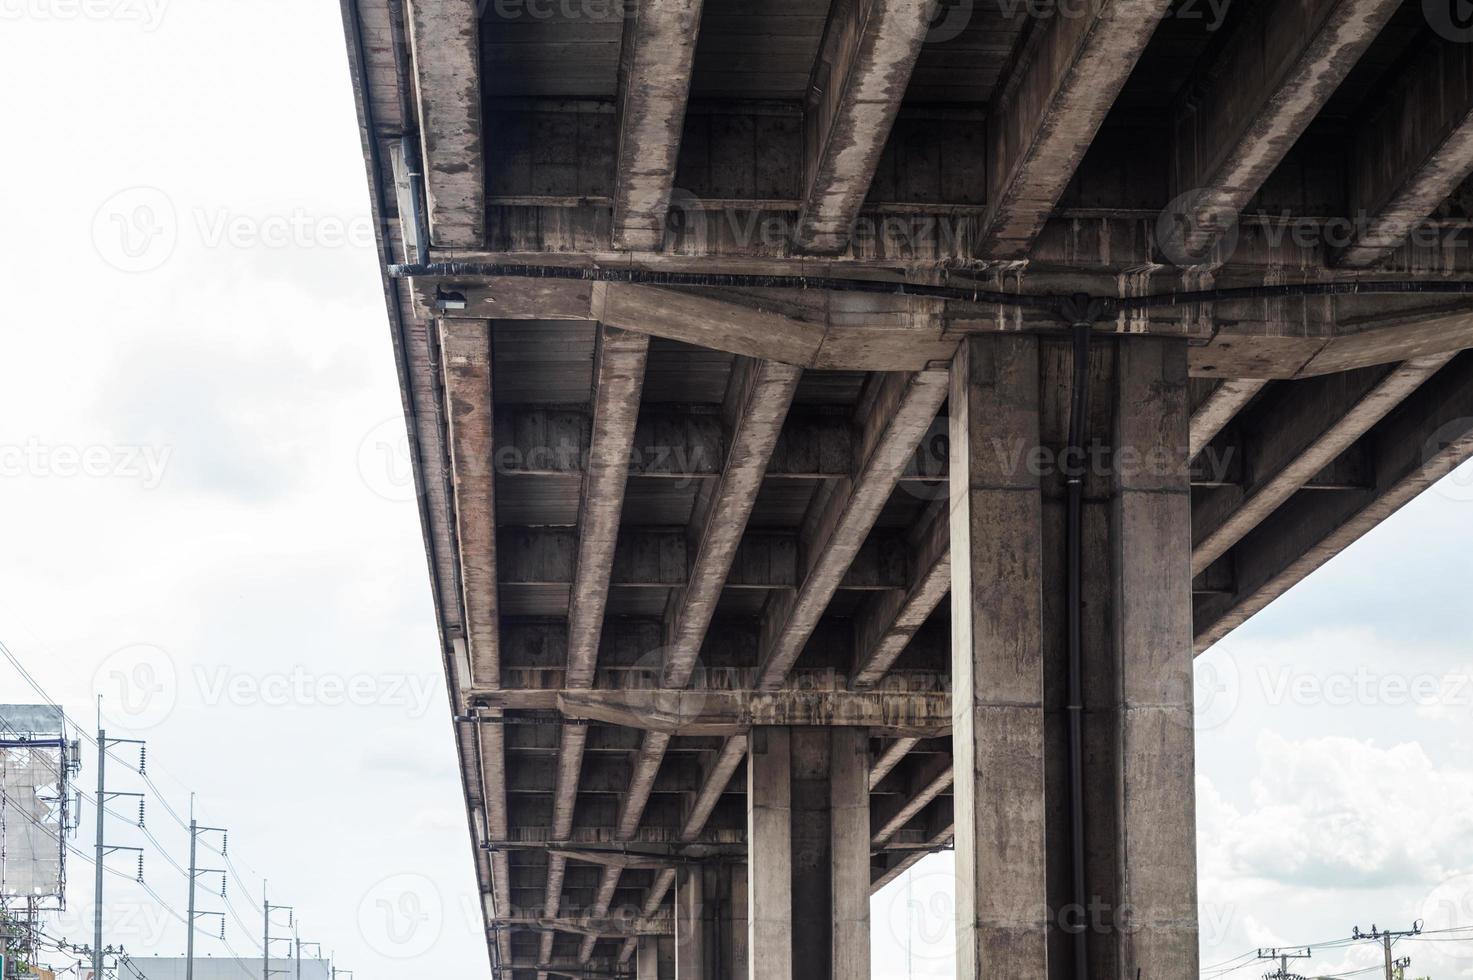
[1196,352,1473,650]
[592,283,829,367]
[756,370,950,689]
[795,0,940,252]
[618,359,800,856]
[1338,35,1473,266]
[486,682,952,736]
[851,499,949,688]
[1189,379,1266,458]
[1192,355,1452,575]
[680,736,749,842]
[439,319,501,688]
[1163,0,1400,263]
[567,326,652,688]
[611,0,705,249]
[404,0,484,247]
[547,326,651,945]
[491,915,674,938]
[870,752,952,847]
[979,0,1172,256]
[868,736,920,790]
[667,360,804,684]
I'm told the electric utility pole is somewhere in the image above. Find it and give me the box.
[185,798,227,980]
[1256,945,1311,979]
[262,884,293,980]
[93,728,145,980]
[1351,922,1423,980]
[296,936,322,980]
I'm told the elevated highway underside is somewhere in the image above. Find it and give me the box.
[340,0,1473,976]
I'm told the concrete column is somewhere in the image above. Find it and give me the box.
[676,864,705,980]
[747,727,792,980]
[676,861,748,980]
[949,334,1200,980]
[747,726,869,980]
[1110,337,1198,976]
[949,333,1049,980]
[638,935,675,980]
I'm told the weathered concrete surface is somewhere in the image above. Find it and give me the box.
[950,333,1049,979]
[796,0,941,252]
[1339,35,1473,266]
[979,0,1173,256]
[1163,0,1401,263]
[403,0,483,247]
[612,0,706,249]
[1193,354,1453,575]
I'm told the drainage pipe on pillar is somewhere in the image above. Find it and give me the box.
[1063,297,1101,980]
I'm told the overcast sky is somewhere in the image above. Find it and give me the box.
[1,2,1471,978]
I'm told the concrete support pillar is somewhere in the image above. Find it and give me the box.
[949,334,1199,980]
[950,333,1050,980]
[675,864,705,980]
[747,725,870,980]
[638,935,675,980]
[675,862,749,980]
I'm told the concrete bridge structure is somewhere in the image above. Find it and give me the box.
[339,0,1473,976]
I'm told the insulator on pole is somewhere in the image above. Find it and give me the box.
[136,854,144,882]
[138,799,146,827]
[138,746,146,774]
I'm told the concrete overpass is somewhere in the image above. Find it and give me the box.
[338,0,1473,976]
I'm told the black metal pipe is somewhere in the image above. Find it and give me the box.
[386,261,1064,310]
[1064,318,1093,980]
[387,261,1473,317]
